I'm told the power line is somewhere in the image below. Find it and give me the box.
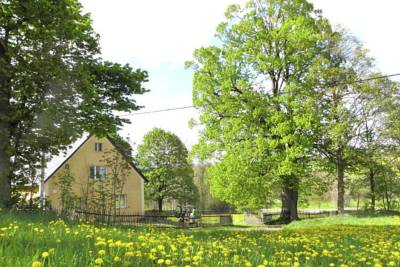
[120,72,400,117]
[337,72,400,86]
[120,105,194,117]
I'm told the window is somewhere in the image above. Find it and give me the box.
[95,143,102,152]
[116,194,127,208]
[89,166,107,179]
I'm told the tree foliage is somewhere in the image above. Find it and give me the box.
[188,0,400,217]
[55,168,76,212]
[0,0,148,207]
[187,0,334,220]
[136,128,197,212]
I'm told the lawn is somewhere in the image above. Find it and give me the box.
[1,211,400,266]
[285,214,400,229]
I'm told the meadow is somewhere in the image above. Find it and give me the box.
[1,212,400,267]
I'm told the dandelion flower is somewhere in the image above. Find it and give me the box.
[125,251,134,257]
[95,258,103,265]
[41,252,49,258]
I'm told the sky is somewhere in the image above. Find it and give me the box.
[47,0,400,174]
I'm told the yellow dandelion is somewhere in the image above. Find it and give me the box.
[125,251,134,257]
[41,252,49,259]
[32,261,42,267]
[95,258,103,265]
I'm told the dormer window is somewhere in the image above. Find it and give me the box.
[95,143,102,152]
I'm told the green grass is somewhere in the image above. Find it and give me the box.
[232,213,245,225]
[286,214,400,229]
[2,211,400,266]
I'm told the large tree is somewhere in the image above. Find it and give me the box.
[313,32,368,213]
[0,0,148,208]
[136,128,197,212]
[187,0,333,221]
[314,29,399,212]
[354,77,399,210]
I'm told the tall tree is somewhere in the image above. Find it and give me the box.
[187,0,333,221]
[0,0,148,208]
[136,128,196,212]
[354,77,399,210]
[314,30,397,213]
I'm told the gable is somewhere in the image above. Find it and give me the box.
[44,135,147,183]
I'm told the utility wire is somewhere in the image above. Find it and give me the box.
[120,72,400,117]
[121,106,194,117]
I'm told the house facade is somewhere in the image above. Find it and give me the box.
[44,135,146,214]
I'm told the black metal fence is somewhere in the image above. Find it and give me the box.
[72,209,233,228]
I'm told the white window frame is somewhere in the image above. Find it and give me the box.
[116,194,127,208]
[94,143,102,152]
[90,166,107,179]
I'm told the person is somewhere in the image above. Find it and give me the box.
[189,207,200,226]
[189,208,196,223]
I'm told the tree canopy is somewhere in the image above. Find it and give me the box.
[0,0,148,207]
[136,128,197,212]
[187,0,334,221]
[187,0,400,220]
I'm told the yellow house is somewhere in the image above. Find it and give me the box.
[44,135,146,214]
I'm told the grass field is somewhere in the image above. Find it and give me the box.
[1,211,400,267]
[286,214,400,229]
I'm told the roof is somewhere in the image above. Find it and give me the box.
[44,135,148,183]
[106,135,148,182]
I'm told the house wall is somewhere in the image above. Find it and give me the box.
[44,136,144,214]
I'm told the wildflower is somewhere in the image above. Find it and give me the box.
[95,258,103,265]
[32,261,42,267]
[98,250,106,256]
[157,259,165,265]
[125,251,134,257]
[41,252,49,258]
[114,256,121,262]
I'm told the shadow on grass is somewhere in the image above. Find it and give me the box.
[348,210,400,218]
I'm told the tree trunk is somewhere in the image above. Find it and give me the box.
[369,168,375,211]
[337,152,345,214]
[0,89,11,207]
[385,188,390,210]
[40,152,46,209]
[0,133,10,209]
[280,177,299,223]
[157,198,163,212]
[0,36,11,209]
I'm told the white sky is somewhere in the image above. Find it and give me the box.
[47,0,400,174]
